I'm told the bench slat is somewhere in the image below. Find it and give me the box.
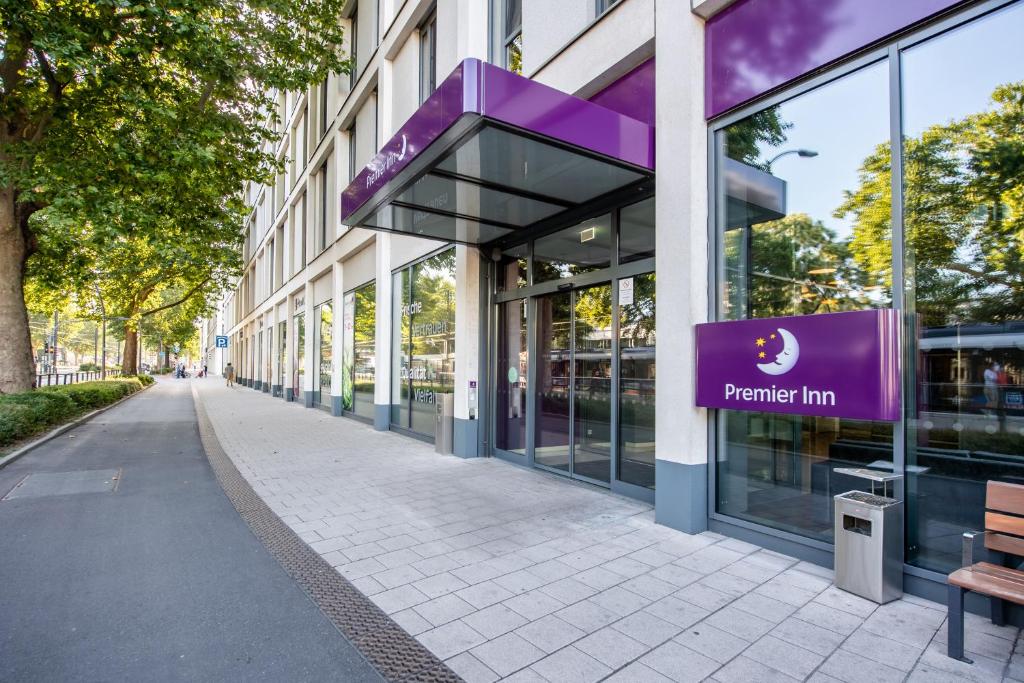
[985,511,1024,539]
[949,566,1024,604]
[986,532,1024,558]
[988,481,1024,517]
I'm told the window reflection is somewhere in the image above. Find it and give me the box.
[619,272,655,488]
[716,61,893,541]
[352,283,376,420]
[496,299,528,453]
[534,215,612,283]
[900,3,1024,573]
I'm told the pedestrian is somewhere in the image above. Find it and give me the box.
[225,362,235,388]
[203,363,208,378]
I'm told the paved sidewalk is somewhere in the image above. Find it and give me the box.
[196,379,1022,682]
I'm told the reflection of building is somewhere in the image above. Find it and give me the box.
[209,0,1024,620]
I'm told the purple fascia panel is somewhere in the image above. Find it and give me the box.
[341,58,656,222]
[479,61,655,170]
[705,0,964,118]
[695,309,901,421]
[588,58,656,126]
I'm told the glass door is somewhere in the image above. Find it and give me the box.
[532,284,612,484]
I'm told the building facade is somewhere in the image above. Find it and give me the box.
[207,0,1024,610]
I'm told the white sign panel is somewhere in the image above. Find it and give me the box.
[619,277,634,306]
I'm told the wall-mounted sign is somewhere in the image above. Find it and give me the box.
[695,309,900,421]
[215,335,228,348]
[619,278,634,306]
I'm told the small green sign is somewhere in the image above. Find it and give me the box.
[508,367,519,384]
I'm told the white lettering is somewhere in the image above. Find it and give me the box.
[722,384,835,408]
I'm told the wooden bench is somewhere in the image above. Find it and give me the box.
[947,480,1024,662]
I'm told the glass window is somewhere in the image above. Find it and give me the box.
[619,197,655,264]
[901,2,1024,573]
[534,214,612,283]
[391,249,456,437]
[596,0,621,16]
[350,8,359,88]
[419,13,437,104]
[499,244,528,291]
[496,299,528,453]
[619,272,655,488]
[314,302,333,407]
[293,312,305,400]
[504,0,522,74]
[277,321,286,390]
[714,61,893,542]
[353,283,377,419]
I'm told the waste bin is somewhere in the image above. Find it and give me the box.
[834,486,903,604]
[435,393,454,455]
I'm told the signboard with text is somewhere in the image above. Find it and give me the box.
[215,335,228,348]
[695,309,900,421]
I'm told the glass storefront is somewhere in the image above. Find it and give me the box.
[277,321,286,394]
[712,0,1024,571]
[293,312,305,400]
[314,302,333,408]
[496,299,528,453]
[343,281,376,420]
[619,272,655,489]
[391,249,456,438]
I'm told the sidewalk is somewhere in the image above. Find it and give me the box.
[195,379,1021,682]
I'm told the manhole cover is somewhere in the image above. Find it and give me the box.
[2,469,121,501]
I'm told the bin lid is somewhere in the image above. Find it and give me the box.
[835,490,900,508]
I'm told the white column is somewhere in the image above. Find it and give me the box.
[303,281,315,404]
[654,0,709,533]
[453,244,481,457]
[331,260,345,414]
[373,232,393,429]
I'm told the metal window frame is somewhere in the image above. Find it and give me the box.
[704,0,1019,571]
[341,279,377,424]
[418,9,438,105]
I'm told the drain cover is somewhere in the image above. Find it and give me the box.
[2,469,121,501]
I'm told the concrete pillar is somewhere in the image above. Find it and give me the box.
[285,294,295,401]
[373,233,393,430]
[303,281,315,407]
[331,260,345,415]
[453,244,482,457]
[654,1,710,534]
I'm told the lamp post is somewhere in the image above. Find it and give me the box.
[765,148,818,173]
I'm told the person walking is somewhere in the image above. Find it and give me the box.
[225,362,236,388]
[203,364,208,378]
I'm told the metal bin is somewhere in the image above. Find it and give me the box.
[435,393,454,455]
[834,488,903,604]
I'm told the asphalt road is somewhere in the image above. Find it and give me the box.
[0,379,383,683]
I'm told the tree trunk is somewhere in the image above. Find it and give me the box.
[122,326,139,376]
[0,187,37,394]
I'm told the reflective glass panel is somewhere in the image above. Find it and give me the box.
[365,204,512,244]
[353,283,377,420]
[715,61,893,542]
[277,321,286,391]
[315,302,333,407]
[573,284,613,484]
[534,214,612,283]
[496,299,528,454]
[499,243,528,291]
[619,198,655,263]
[619,272,655,488]
[293,313,305,400]
[394,172,563,227]
[535,291,572,472]
[902,3,1024,573]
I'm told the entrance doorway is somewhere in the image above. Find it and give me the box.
[534,284,613,485]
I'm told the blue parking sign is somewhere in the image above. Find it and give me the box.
[215,335,228,348]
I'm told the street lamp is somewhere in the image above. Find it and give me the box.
[765,148,818,172]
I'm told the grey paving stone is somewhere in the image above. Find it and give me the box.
[391,607,434,636]
[575,626,650,669]
[495,568,548,595]
[611,610,682,647]
[918,640,1008,683]
[461,603,530,640]
[350,575,386,596]
[527,559,579,582]
[730,592,798,623]
[673,623,749,664]
[602,556,656,579]
[674,545,748,574]
[417,619,488,660]
[673,582,735,612]
[643,595,711,630]
[628,547,678,568]
[413,571,471,600]
[720,558,781,584]
[704,605,775,641]
[711,655,797,683]
[590,585,653,617]
[604,662,674,682]
[771,616,846,657]
[744,634,824,679]
[470,632,547,677]
[574,566,626,591]
[374,564,427,589]
[555,599,621,633]
[817,648,905,683]
[504,589,567,620]
[813,586,879,618]
[336,557,386,580]
[697,570,759,598]
[500,668,548,683]
[648,564,704,589]
[842,627,924,672]
[444,652,499,683]
[538,577,599,605]
[376,547,423,569]
[529,646,612,683]
[620,573,680,601]
[794,602,865,637]
[414,593,477,626]
[640,641,720,683]
[457,580,517,610]
[372,583,430,614]
[753,577,820,607]
[515,614,586,654]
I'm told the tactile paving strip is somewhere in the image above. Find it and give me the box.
[191,386,463,683]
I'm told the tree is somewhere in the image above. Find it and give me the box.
[0,0,349,392]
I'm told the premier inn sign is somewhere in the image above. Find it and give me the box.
[695,309,901,421]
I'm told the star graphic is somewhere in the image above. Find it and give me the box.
[758,351,766,359]
[755,337,766,347]
[770,333,777,339]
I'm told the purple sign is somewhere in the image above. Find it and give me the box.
[705,0,963,118]
[695,309,900,421]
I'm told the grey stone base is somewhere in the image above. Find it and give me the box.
[272,384,282,397]
[453,418,479,458]
[331,395,343,416]
[254,380,261,391]
[374,404,389,431]
[654,460,708,534]
[262,382,270,393]
[303,391,314,408]
[285,387,295,402]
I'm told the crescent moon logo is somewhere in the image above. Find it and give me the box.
[398,134,408,161]
[757,328,800,376]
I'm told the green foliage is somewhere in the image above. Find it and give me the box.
[123,373,154,386]
[0,378,142,447]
